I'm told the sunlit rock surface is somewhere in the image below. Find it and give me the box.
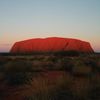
[10,37,94,53]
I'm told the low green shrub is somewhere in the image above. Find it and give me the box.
[5,72,33,86]
[4,60,34,86]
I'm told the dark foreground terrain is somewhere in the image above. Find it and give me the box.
[0,53,100,100]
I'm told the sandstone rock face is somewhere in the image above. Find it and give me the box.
[10,37,94,53]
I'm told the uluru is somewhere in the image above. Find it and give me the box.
[10,37,94,53]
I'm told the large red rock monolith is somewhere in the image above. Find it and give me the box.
[10,37,94,53]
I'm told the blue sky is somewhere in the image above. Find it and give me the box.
[0,0,100,52]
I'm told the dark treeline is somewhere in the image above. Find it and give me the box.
[0,50,96,56]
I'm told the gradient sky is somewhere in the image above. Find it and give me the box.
[0,0,100,52]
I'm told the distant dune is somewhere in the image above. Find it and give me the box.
[10,37,94,53]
